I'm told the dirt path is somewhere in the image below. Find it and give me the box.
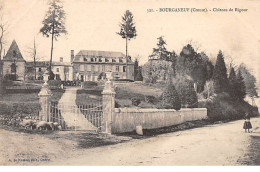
[58,87,96,130]
[48,117,260,166]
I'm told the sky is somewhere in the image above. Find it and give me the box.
[1,0,260,81]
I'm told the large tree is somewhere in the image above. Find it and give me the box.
[236,70,246,101]
[228,67,237,100]
[212,50,229,93]
[117,10,137,79]
[238,64,258,97]
[40,0,67,74]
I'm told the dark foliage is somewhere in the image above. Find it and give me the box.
[82,81,98,89]
[236,70,246,101]
[135,67,143,81]
[131,97,141,106]
[212,50,229,93]
[161,84,181,110]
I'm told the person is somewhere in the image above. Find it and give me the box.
[243,112,252,133]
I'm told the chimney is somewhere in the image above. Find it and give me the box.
[60,57,63,62]
[71,50,74,63]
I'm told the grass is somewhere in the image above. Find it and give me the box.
[75,89,102,106]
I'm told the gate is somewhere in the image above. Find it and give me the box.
[49,102,103,131]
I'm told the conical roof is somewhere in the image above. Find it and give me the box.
[3,40,25,62]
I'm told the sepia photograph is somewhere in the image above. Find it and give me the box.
[0,0,260,167]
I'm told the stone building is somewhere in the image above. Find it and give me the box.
[26,57,73,81]
[2,40,26,81]
[71,50,134,81]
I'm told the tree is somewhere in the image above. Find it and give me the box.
[149,36,177,62]
[228,67,237,100]
[161,82,181,110]
[136,66,143,81]
[117,10,137,79]
[236,70,246,101]
[212,50,229,93]
[26,38,44,80]
[134,58,139,80]
[238,64,258,97]
[40,0,67,73]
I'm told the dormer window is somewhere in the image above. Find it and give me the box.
[91,58,94,62]
[99,58,102,62]
[119,58,123,63]
[84,57,87,61]
[105,58,109,62]
[112,59,116,63]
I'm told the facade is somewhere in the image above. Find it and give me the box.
[26,58,73,81]
[2,41,134,82]
[2,40,26,81]
[71,50,134,82]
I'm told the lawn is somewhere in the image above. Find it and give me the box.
[0,88,65,117]
[75,82,165,108]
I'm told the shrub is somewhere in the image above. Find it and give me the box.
[199,93,259,122]
[131,97,141,106]
[161,84,181,110]
[4,74,18,81]
[115,79,134,82]
[0,102,41,116]
[145,95,158,104]
[48,80,61,88]
[115,101,120,108]
[83,81,98,89]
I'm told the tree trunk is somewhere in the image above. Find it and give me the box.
[125,37,128,79]
[33,38,37,80]
[49,11,55,71]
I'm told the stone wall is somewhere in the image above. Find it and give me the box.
[3,61,25,81]
[112,108,207,133]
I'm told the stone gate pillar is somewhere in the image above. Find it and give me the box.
[101,72,115,134]
[38,70,52,121]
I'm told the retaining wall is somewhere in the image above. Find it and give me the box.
[112,108,207,133]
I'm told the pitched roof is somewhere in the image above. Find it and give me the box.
[76,50,125,58]
[73,50,134,64]
[3,40,25,62]
[26,61,72,67]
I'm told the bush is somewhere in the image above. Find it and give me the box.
[48,80,61,88]
[145,95,158,104]
[131,97,141,106]
[115,79,134,82]
[198,93,259,122]
[82,81,98,89]
[4,74,18,81]
[161,84,181,110]
[0,102,41,116]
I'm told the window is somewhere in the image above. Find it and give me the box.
[39,68,42,72]
[123,66,126,72]
[80,65,84,71]
[112,59,116,63]
[119,58,123,63]
[91,58,94,62]
[56,68,59,72]
[84,57,87,61]
[55,74,61,80]
[99,58,102,62]
[116,66,119,72]
[105,58,109,62]
[86,65,91,71]
[11,63,16,73]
